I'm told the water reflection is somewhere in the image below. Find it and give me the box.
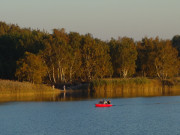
[57,85,180,101]
[1,86,180,102]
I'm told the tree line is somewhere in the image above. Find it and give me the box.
[0,22,180,85]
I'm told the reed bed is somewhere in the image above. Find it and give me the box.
[0,79,60,95]
[90,77,180,96]
[91,77,151,87]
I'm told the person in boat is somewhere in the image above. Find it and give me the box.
[99,99,103,104]
[102,99,105,104]
[98,99,111,104]
[107,100,111,104]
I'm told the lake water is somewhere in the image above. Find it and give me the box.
[1,96,180,135]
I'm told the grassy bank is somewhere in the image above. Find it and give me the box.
[0,79,61,96]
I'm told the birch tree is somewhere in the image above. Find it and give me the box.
[154,40,179,80]
[109,37,137,78]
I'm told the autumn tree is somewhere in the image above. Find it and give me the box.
[1,21,180,85]
[154,40,179,80]
[68,32,82,82]
[109,37,137,78]
[136,37,158,77]
[39,37,55,84]
[52,29,69,83]
[0,22,45,80]
[93,39,113,79]
[81,34,112,81]
[0,21,21,36]
[137,37,180,80]
[109,38,119,77]
[15,52,47,83]
[40,29,81,84]
[118,37,137,78]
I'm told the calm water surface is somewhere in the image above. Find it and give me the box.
[1,96,180,135]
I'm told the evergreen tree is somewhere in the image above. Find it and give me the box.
[172,35,180,56]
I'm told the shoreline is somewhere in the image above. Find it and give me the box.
[1,78,180,102]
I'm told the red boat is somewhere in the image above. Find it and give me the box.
[95,104,112,107]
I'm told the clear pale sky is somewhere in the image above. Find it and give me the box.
[0,0,180,41]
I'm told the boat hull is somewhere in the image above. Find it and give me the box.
[95,104,112,107]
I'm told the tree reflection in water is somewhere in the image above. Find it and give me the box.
[1,85,180,102]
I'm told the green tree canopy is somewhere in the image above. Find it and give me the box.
[172,35,180,56]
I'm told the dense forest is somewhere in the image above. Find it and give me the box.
[0,21,180,86]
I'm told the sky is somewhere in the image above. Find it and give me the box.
[0,0,180,41]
